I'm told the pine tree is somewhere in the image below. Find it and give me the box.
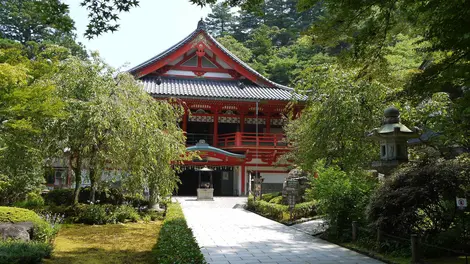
[204,3,234,37]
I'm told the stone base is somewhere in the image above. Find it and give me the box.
[197,188,214,201]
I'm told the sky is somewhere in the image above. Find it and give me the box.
[64,0,211,70]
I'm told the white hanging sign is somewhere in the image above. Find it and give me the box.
[456,197,467,209]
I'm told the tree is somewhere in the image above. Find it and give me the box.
[204,3,235,37]
[50,56,188,205]
[217,35,252,62]
[0,39,67,204]
[286,64,385,171]
[0,0,87,58]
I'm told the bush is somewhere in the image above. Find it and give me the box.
[269,196,283,204]
[0,207,54,242]
[72,204,140,224]
[43,189,74,206]
[306,160,377,235]
[292,201,316,219]
[0,240,52,264]
[153,203,205,264]
[261,192,281,202]
[44,187,128,206]
[247,197,316,222]
[115,205,140,223]
[248,197,287,220]
[13,192,45,209]
[367,154,470,249]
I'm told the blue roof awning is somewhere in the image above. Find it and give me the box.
[187,140,245,159]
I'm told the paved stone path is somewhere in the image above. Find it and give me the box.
[176,197,383,264]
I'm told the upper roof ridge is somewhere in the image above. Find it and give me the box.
[197,18,206,30]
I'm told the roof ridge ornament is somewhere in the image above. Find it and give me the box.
[197,18,206,31]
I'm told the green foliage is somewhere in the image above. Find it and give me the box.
[80,0,140,39]
[153,203,205,264]
[48,55,187,205]
[13,192,45,209]
[216,35,252,62]
[71,204,141,225]
[0,0,74,43]
[269,196,283,204]
[204,3,234,37]
[367,153,470,239]
[286,64,385,171]
[0,40,67,205]
[0,207,54,242]
[43,189,74,206]
[307,161,377,234]
[247,197,316,222]
[247,197,286,220]
[0,240,52,264]
[261,192,281,202]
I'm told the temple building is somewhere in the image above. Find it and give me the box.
[45,20,304,195]
[128,20,304,196]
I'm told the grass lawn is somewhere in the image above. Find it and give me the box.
[44,222,162,264]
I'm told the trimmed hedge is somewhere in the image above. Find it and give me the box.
[0,241,52,264]
[0,207,54,242]
[269,196,283,204]
[153,203,205,264]
[261,192,281,202]
[247,197,316,222]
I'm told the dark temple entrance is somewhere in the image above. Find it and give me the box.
[176,169,234,196]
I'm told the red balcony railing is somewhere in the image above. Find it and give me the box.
[217,132,287,149]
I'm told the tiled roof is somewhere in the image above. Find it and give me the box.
[141,77,306,101]
[128,20,293,90]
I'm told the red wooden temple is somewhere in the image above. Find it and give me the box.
[128,20,304,196]
[45,20,304,194]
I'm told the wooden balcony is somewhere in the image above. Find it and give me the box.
[186,132,289,151]
[217,132,288,150]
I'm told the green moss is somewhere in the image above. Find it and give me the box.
[45,222,161,264]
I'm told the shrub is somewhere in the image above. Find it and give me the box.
[13,192,45,209]
[72,204,115,224]
[154,203,205,264]
[114,205,140,223]
[261,192,281,202]
[306,160,377,235]
[0,240,52,264]
[247,197,316,222]
[0,207,54,242]
[269,196,283,204]
[43,189,74,206]
[367,154,470,246]
[124,193,150,208]
[247,197,287,220]
[72,204,141,224]
[292,201,316,219]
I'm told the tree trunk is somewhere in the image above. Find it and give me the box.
[148,187,163,211]
[72,156,82,205]
[89,168,96,203]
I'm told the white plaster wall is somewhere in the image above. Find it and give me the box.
[260,173,288,184]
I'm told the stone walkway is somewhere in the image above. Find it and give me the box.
[176,197,383,264]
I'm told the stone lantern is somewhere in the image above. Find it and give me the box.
[368,107,419,174]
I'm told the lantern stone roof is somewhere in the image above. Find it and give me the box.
[129,20,305,102]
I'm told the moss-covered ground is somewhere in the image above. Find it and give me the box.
[44,222,161,264]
